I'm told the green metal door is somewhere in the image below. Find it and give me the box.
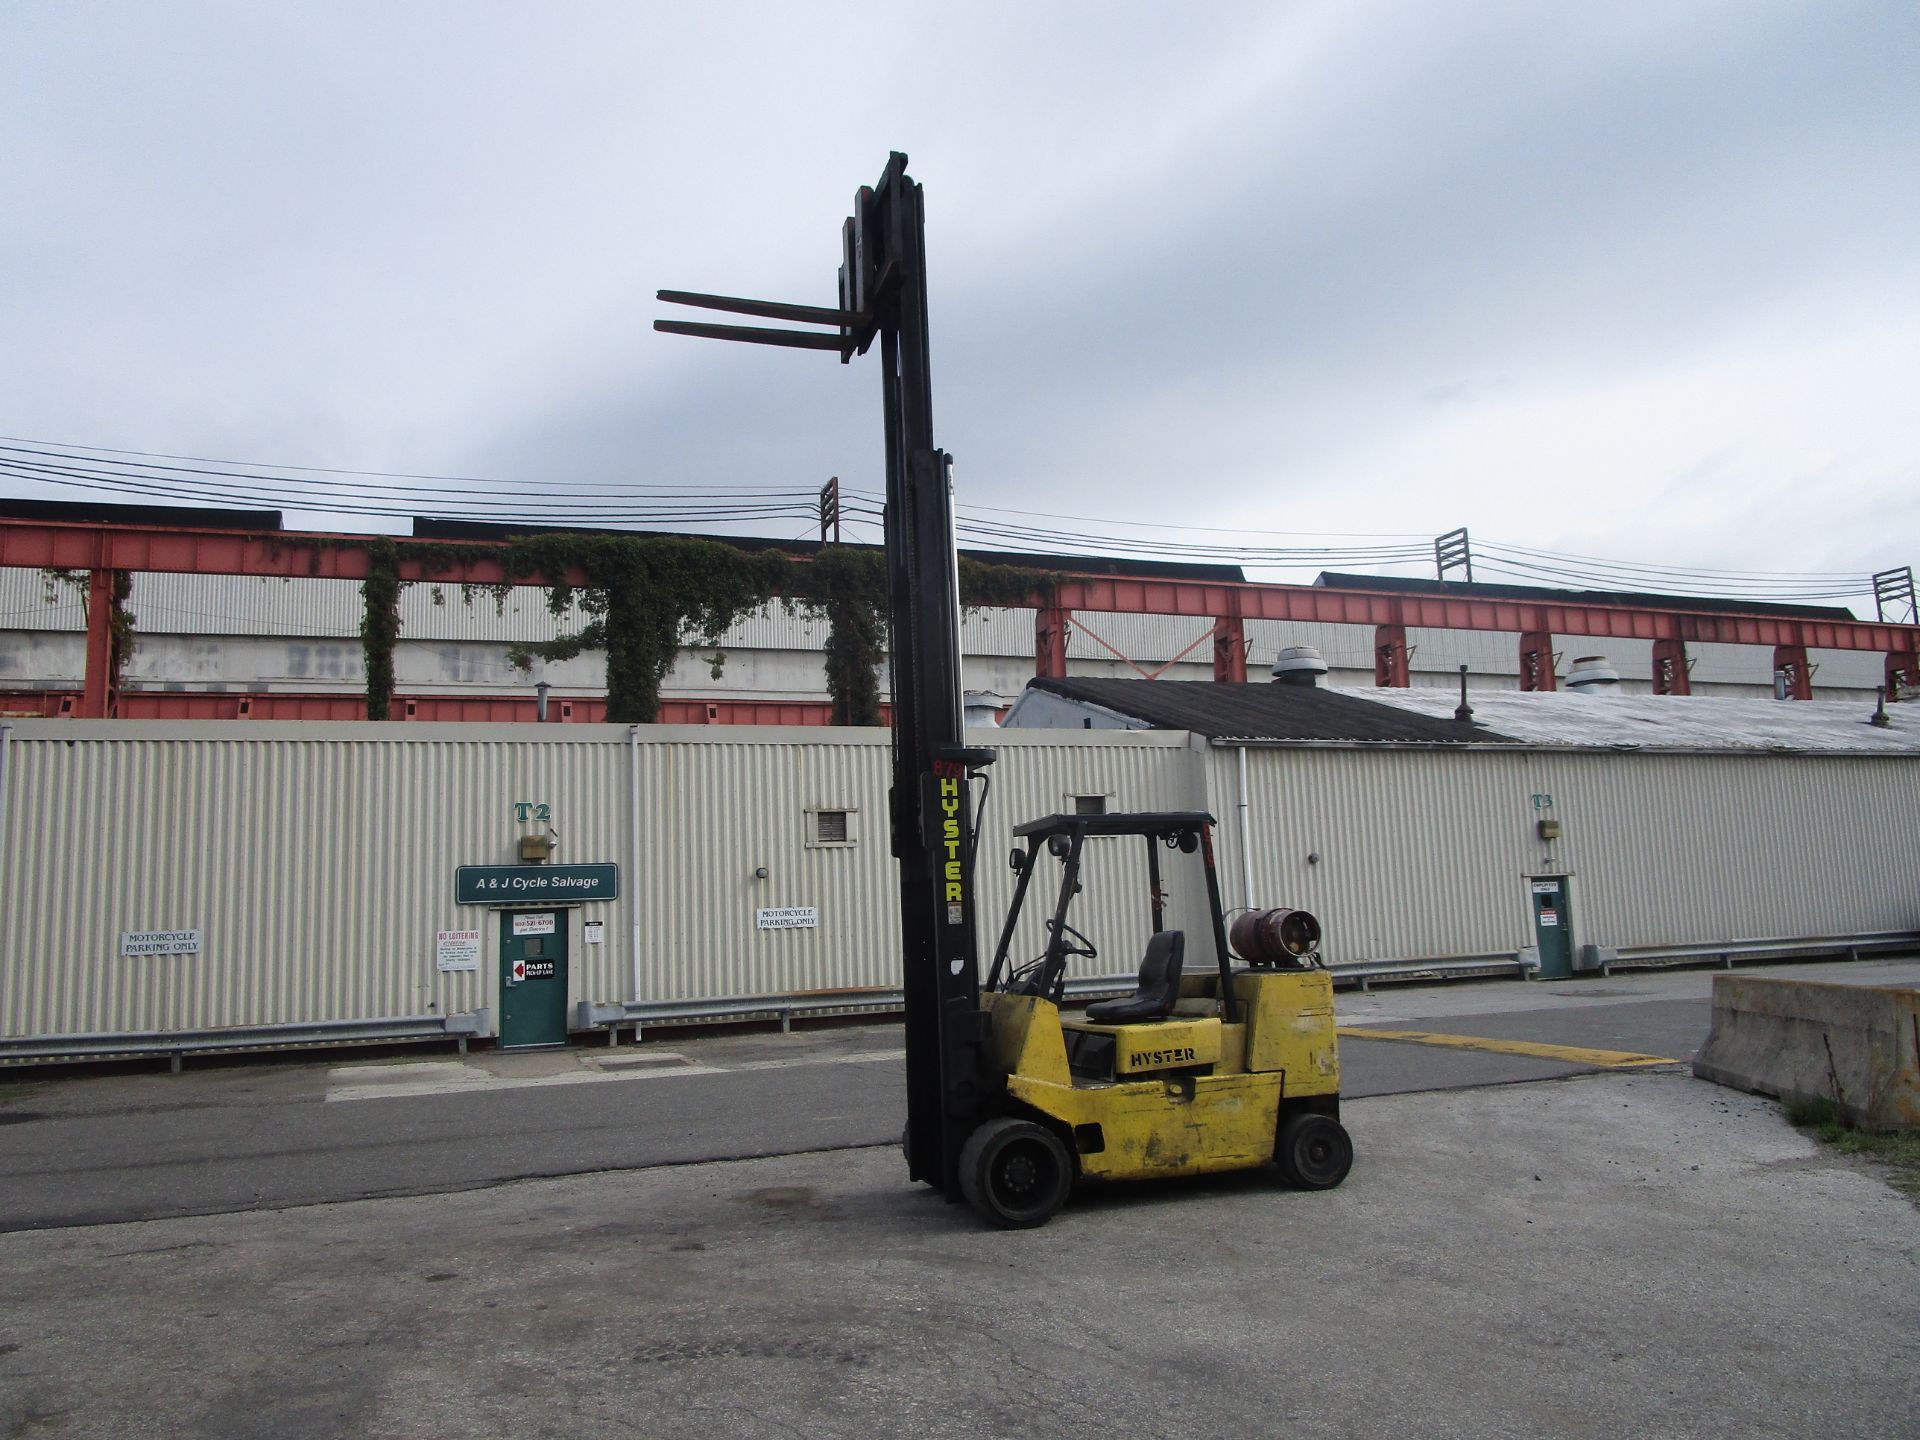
[500,910,568,1047]
[1530,878,1573,981]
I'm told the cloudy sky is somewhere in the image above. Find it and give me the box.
[2,1,1915,604]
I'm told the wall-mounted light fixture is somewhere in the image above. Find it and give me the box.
[1537,819,1562,841]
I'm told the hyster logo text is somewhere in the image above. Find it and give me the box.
[938,776,963,903]
[1131,1047,1199,1068]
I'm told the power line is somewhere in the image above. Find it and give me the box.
[0,443,821,504]
[0,434,770,491]
[0,458,821,525]
[0,433,1892,607]
[1477,539,1869,583]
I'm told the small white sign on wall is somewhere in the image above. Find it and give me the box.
[121,929,201,957]
[435,930,481,972]
[512,913,557,937]
[583,921,605,945]
[756,907,819,930]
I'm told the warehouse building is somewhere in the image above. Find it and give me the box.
[1004,675,1920,980]
[3,673,1915,1056]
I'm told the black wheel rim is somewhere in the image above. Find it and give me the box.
[990,1137,1059,1216]
[1291,1121,1348,1185]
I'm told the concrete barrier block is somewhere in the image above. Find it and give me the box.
[1693,976,1920,1130]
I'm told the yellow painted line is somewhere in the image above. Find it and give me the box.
[1335,1027,1676,1068]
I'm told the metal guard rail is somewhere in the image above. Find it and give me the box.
[578,976,1138,1039]
[1335,953,1539,992]
[0,1013,486,1071]
[1589,931,1919,976]
[583,933,1911,1035]
[583,954,1543,1038]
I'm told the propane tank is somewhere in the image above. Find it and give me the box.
[1230,907,1322,965]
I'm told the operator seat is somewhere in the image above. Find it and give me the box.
[1085,930,1185,1024]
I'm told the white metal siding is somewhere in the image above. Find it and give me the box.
[1210,745,1920,964]
[0,722,1197,1037]
[0,729,628,1034]
[5,719,1915,1043]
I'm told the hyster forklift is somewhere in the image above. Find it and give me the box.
[657,153,1350,1227]
[968,813,1349,1226]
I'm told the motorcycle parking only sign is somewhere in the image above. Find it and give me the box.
[120,929,201,957]
[755,907,819,930]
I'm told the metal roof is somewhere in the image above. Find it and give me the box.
[1356,685,1920,756]
[1021,677,1519,745]
[1017,677,1920,756]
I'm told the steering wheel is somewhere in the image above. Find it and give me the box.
[1048,919,1098,962]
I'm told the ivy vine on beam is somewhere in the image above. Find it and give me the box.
[41,567,138,707]
[358,540,404,720]
[349,530,1054,726]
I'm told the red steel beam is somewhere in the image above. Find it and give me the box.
[1034,601,1070,679]
[1889,651,1917,699]
[1374,624,1410,687]
[1043,576,1920,654]
[1518,630,1556,692]
[0,519,590,587]
[1773,644,1813,701]
[6,519,1918,692]
[1651,638,1692,696]
[80,566,117,718]
[1211,593,1246,683]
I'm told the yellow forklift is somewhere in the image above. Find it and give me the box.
[658,153,1350,1227]
[964,810,1349,1226]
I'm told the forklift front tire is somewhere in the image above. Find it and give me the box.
[1276,1112,1353,1190]
[958,1117,1072,1228]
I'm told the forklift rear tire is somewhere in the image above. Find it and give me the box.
[958,1118,1072,1228]
[1276,1112,1353,1190]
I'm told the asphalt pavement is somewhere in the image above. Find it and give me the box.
[2,1071,1914,1440]
[0,956,1914,1232]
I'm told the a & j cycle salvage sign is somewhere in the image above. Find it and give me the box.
[455,864,619,906]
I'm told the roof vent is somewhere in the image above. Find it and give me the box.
[962,691,1003,728]
[1566,655,1622,694]
[1271,645,1328,687]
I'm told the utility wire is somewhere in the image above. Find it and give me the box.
[0,434,1891,606]
[0,434,777,491]
[0,444,821,503]
[0,459,821,525]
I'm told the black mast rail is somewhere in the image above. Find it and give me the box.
[654,153,993,1202]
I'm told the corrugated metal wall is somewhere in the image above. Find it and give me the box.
[623,727,1205,1003]
[5,719,1915,1043]
[0,722,1197,1038]
[0,726,632,1035]
[1210,745,1920,963]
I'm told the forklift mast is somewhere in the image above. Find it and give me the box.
[656,154,992,1201]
